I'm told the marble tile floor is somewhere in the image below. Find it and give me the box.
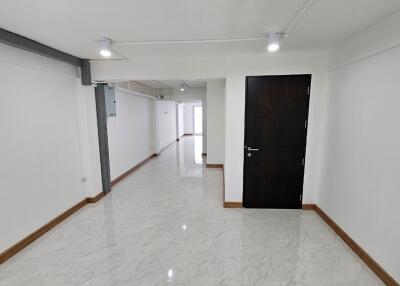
[0,136,383,285]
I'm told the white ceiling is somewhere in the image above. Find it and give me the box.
[134,80,207,89]
[1,0,400,59]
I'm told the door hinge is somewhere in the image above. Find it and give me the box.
[305,120,308,129]
[307,86,310,95]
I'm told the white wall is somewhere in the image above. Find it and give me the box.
[318,12,400,282]
[107,89,155,180]
[0,43,101,253]
[206,79,225,165]
[176,103,184,138]
[92,52,328,205]
[183,102,201,135]
[155,100,177,152]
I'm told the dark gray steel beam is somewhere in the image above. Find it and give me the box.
[0,28,92,85]
[95,84,111,194]
[80,59,92,85]
[0,28,81,66]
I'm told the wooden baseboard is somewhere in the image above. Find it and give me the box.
[312,205,398,286]
[87,192,105,203]
[0,198,84,264]
[0,191,108,265]
[206,163,223,168]
[4,193,396,286]
[111,154,157,187]
[220,202,398,285]
[223,202,242,208]
[302,204,316,210]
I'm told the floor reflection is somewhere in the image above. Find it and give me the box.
[177,135,203,177]
[193,135,203,165]
[0,136,384,286]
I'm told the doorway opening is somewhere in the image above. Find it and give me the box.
[193,106,203,135]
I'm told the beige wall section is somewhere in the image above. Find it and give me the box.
[206,79,225,165]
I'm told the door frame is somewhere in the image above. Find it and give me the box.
[192,105,203,135]
[243,74,311,208]
[175,103,180,140]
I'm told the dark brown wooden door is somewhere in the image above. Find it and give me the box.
[243,75,311,209]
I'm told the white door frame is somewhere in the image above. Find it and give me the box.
[193,105,202,135]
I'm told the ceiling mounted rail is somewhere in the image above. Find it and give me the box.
[284,0,316,34]
[113,37,265,46]
[112,0,316,47]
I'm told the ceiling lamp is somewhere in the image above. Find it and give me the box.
[266,32,284,52]
[98,37,112,57]
[180,85,185,92]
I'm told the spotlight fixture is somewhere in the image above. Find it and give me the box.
[266,32,284,52]
[180,85,185,92]
[98,37,112,57]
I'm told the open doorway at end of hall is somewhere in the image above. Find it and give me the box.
[193,105,203,135]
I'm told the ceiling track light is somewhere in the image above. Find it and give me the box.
[98,37,112,57]
[266,32,285,52]
[179,84,185,91]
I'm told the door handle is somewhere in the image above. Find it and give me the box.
[247,147,259,151]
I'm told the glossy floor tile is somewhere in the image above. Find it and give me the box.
[0,136,383,285]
